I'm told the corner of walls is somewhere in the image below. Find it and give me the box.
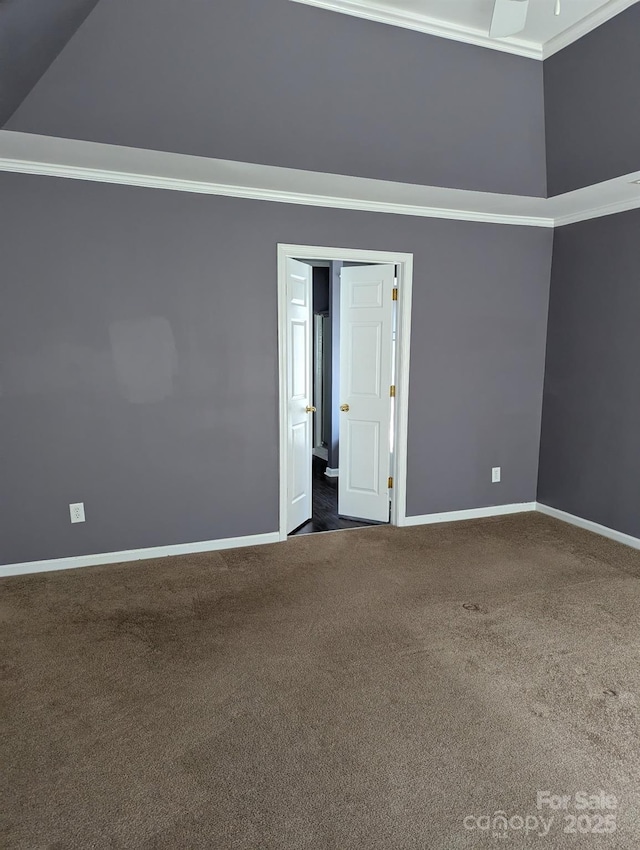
[535,225,557,501]
[543,2,640,195]
[536,208,640,540]
[541,56,550,201]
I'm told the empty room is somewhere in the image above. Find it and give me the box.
[1,0,639,847]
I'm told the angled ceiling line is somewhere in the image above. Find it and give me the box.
[0,0,102,128]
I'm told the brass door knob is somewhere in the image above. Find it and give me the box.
[305,406,316,413]
[340,404,350,412]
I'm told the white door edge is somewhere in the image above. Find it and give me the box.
[277,244,413,540]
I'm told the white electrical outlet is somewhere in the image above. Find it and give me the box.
[492,467,501,483]
[69,502,86,524]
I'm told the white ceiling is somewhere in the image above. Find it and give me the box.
[377,0,613,42]
[290,0,638,58]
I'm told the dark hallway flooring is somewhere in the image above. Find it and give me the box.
[291,456,385,536]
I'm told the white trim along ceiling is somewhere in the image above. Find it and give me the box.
[1,131,639,229]
[288,0,638,59]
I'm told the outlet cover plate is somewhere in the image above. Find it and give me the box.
[69,502,86,523]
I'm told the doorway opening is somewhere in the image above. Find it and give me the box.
[278,245,413,540]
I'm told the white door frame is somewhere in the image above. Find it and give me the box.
[277,244,414,540]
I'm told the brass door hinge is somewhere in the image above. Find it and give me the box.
[392,288,398,301]
[388,476,393,489]
[390,385,396,397]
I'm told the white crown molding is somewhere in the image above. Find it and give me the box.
[0,531,280,578]
[549,169,640,226]
[0,131,553,228]
[289,0,542,58]
[290,0,638,61]
[0,157,553,227]
[543,0,638,58]
[536,503,640,550]
[554,196,640,227]
[0,132,639,229]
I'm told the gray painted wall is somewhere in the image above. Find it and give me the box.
[0,172,552,566]
[538,209,640,538]
[0,0,100,126]
[5,0,547,197]
[544,2,640,196]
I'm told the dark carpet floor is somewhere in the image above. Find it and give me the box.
[2,513,640,849]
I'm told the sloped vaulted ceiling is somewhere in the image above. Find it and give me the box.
[0,0,100,126]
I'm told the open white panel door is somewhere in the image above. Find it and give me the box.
[286,258,313,533]
[338,264,394,523]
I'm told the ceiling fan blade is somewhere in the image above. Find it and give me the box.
[489,0,529,38]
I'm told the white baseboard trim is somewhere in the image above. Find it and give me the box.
[401,502,536,527]
[325,467,339,478]
[535,503,640,551]
[5,503,637,579]
[0,531,281,579]
[313,446,328,461]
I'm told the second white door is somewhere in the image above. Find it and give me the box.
[338,264,395,523]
